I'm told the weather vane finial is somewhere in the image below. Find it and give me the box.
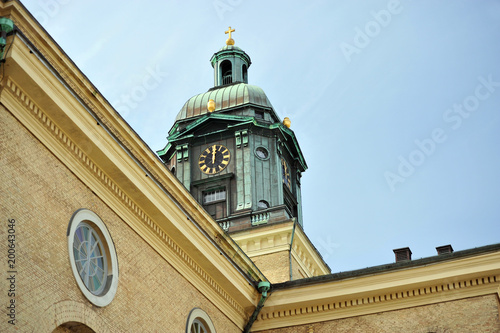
[225,26,235,45]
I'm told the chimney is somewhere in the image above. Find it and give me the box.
[436,244,454,255]
[393,247,412,262]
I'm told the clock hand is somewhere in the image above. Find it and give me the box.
[212,145,216,164]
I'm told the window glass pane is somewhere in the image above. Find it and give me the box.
[191,319,207,333]
[204,189,226,204]
[73,223,107,295]
[258,200,269,209]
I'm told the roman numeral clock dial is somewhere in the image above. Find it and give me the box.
[198,144,231,175]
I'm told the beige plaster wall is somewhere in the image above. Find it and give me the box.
[0,106,239,332]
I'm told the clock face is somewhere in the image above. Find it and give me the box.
[281,158,292,190]
[198,144,231,175]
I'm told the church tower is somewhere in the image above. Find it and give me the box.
[158,28,329,282]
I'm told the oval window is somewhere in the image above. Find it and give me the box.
[255,147,269,160]
[68,209,119,307]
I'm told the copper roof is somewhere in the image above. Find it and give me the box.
[175,83,273,121]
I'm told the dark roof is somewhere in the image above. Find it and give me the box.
[271,243,500,291]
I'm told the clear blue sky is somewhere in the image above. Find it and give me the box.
[21,0,500,272]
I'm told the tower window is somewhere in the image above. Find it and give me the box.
[220,60,232,85]
[203,189,226,204]
[258,200,270,209]
[242,64,248,83]
[202,188,227,220]
[255,147,269,160]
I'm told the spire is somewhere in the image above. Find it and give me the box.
[210,27,251,87]
[225,26,235,45]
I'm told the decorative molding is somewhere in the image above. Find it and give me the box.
[251,212,270,226]
[37,300,112,333]
[232,222,329,278]
[219,221,230,231]
[233,227,290,256]
[252,251,500,331]
[4,78,246,319]
[256,274,499,331]
[292,228,330,276]
[291,247,315,277]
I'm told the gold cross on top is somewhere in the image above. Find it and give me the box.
[225,26,235,45]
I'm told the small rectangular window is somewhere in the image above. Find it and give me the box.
[255,111,264,119]
[203,189,226,204]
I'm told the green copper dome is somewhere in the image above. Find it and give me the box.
[175,83,273,121]
[218,45,243,52]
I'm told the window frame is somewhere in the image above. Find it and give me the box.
[255,146,270,160]
[203,188,226,204]
[186,308,216,333]
[67,209,119,307]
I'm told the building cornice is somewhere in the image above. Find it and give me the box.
[292,226,331,276]
[251,250,500,331]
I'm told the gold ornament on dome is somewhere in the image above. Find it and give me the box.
[225,26,235,45]
[283,117,291,128]
[207,99,216,112]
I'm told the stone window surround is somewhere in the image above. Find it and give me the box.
[67,209,119,307]
[186,307,216,333]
